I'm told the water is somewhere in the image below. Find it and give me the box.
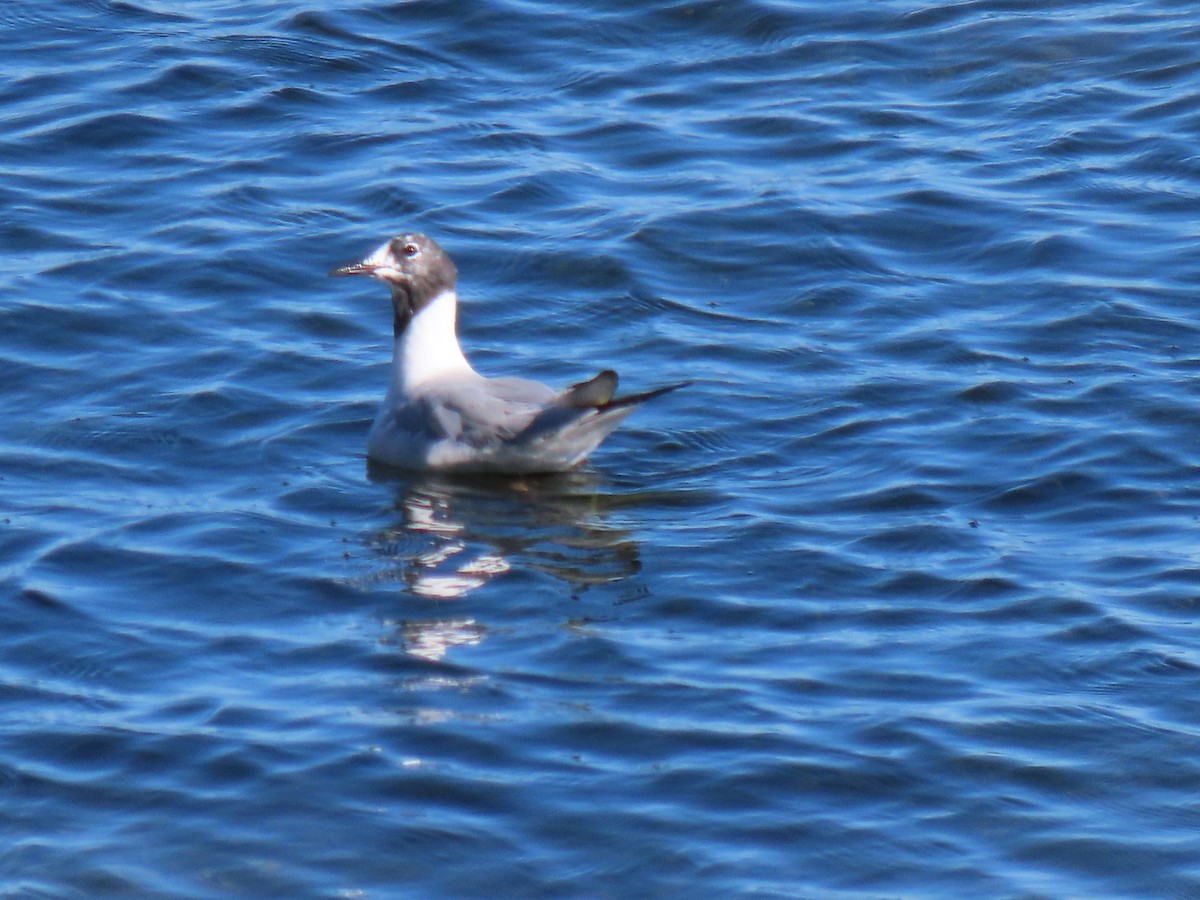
[3,0,1200,896]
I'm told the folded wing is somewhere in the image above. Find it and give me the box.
[401,370,688,473]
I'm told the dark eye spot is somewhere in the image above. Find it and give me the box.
[403,242,420,257]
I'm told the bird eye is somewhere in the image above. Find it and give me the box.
[402,242,420,257]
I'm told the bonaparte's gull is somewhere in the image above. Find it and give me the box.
[331,233,687,473]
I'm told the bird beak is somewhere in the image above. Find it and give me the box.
[329,260,375,277]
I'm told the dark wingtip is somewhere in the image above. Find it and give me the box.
[602,379,691,410]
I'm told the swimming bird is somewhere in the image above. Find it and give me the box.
[331,232,687,473]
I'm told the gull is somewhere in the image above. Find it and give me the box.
[331,232,687,473]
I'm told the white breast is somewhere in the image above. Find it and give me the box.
[389,288,476,398]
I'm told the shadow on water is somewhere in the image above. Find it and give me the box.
[361,463,647,661]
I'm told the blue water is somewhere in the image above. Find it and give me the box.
[3,1,1200,896]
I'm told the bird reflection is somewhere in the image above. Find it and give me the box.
[398,618,486,663]
[364,463,644,660]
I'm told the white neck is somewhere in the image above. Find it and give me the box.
[389,288,474,396]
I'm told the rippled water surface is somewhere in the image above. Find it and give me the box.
[4,1,1200,896]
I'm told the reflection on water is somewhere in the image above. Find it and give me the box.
[364,465,643,660]
[397,618,487,662]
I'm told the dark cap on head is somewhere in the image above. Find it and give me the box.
[331,232,458,335]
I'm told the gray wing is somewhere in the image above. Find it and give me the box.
[426,370,666,444]
[390,370,686,472]
[450,371,625,446]
[411,376,556,449]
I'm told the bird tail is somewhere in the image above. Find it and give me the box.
[558,369,691,411]
[503,375,689,470]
